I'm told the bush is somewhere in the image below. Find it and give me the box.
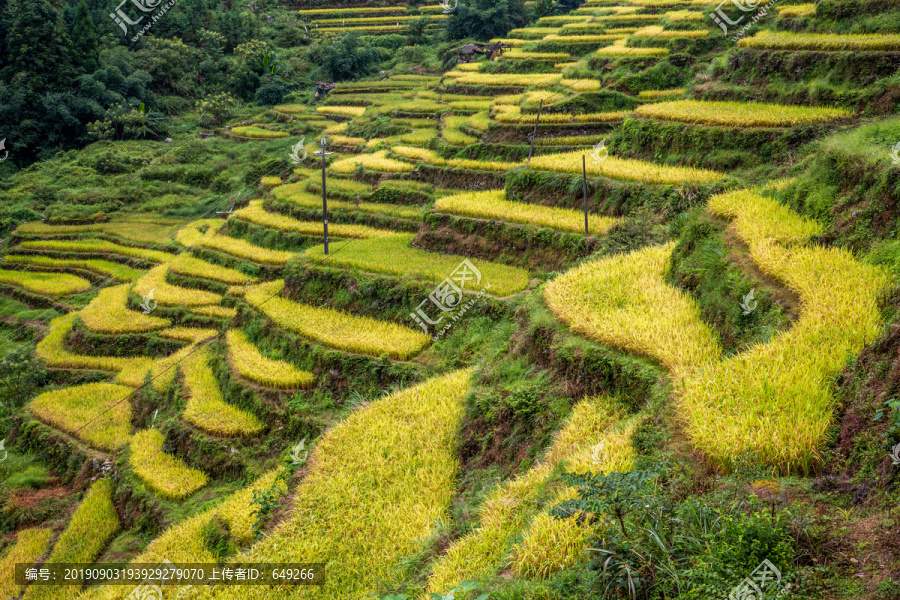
[255,81,288,105]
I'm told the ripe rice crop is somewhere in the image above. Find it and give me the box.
[168,254,255,285]
[450,72,563,87]
[273,103,306,114]
[508,27,560,37]
[130,429,208,499]
[304,234,530,297]
[329,134,367,146]
[298,6,401,14]
[467,111,491,132]
[278,190,422,219]
[330,149,415,174]
[115,342,196,391]
[505,50,571,60]
[456,62,482,71]
[399,127,437,144]
[776,3,815,17]
[631,25,709,38]
[664,9,704,21]
[316,105,367,117]
[680,190,893,473]
[23,479,119,600]
[246,280,431,358]
[536,14,592,22]
[260,176,282,187]
[203,370,472,600]
[489,37,528,46]
[435,189,621,234]
[133,265,222,307]
[561,78,602,91]
[3,255,144,281]
[554,61,578,68]
[595,14,662,21]
[226,329,315,389]
[15,217,184,244]
[443,116,478,145]
[596,38,669,57]
[391,145,519,171]
[38,314,153,375]
[426,396,629,593]
[530,150,724,184]
[79,284,170,334]
[17,238,173,262]
[543,34,625,42]
[313,14,445,24]
[0,528,53,599]
[0,268,90,296]
[628,0,708,4]
[737,30,900,51]
[230,126,288,139]
[544,243,722,374]
[175,218,223,248]
[638,88,685,99]
[446,99,494,111]
[233,200,397,238]
[192,305,237,319]
[159,326,217,343]
[29,382,133,450]
[635,99,853,127]
[536,134,603,145]
[197,233,296,265]
[181,348,264,436]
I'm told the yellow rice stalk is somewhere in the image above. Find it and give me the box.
[181,348,264,436]
[230,126,288,139]
[450,72,563,87]
[233,200,398,238]
[81,471,287,600]
[260,176,282,187]
[23,479,119,600]
[561,78,602,91]
[37,314,153,374]
[530,150,724,184]
[680,190,894,473]
[199,370,473,600]
[508,27,560,36]
[596,38,669,57]
[776,3,815,17]
[455,62,482,71]
[175,219,224,248]
[391,145,519,172]
[115,342,197,391]
[595,14,663,22]
[638,88,685,99]
[554,61,578,69]
[277,190,422,220]
[226,329,315,389]
[313,14,446,24]
[79,284,171,334]
[426,397,627,593]
[543,34,626,42]
[0,528,53,600]
[330,149,415,174]
[17,238,173,263]
[664,9,704,20]
[129,429,208,499]
[246,280,430,359]
[536,134,604,145]
[505,50,571,60]
[635,99,853,127]
[15,217,183,244]
[159,327,218,343]
[133,265,222,307]
[544,243,722,375]
[3,255,144,281]
[0,268,90,296]
[631,25,709,38]
[168,254,256,285]
[489,37,528,46]
[468,111,491,132]
[273,104,306,114]
[329,134,367,145]
[192,305,237,319]
[298,6,402,14]
[738,30,900,51]
[316,105,367,117]
[197,234,296,265]
[628,0,708,5]
[323,121,348,134]
[304,234,530,297]
[435,189,621,234]
[29,382,133,451]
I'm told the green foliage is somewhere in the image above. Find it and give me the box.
[70,0,99,73]
[196,92,237,128]
[87,101,166,141]
[446,0,528,41]
[201,515,237,562]
[315,33,382,82]
[0,347,48,436]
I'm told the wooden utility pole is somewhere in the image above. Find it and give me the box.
[582,154,588,235]
[314,137,334,254]
[526,99,544,166]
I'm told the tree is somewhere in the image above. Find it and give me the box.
[445,0,527,41]
[315,34,382,82]
[3,0,77,88]
[71,0,99,73]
